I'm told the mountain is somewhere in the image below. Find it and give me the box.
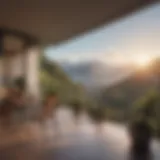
[99,65,157,109]
[57,58,160,110]
[60,60,134,90]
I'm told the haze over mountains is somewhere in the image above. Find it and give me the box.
[58,58,159,109]
[59,60,135,89]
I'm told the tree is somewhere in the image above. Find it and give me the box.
[87,106,107,124]
[132,90,159,137]
[69,99,84,124]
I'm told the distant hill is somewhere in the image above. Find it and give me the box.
[46,57,159,110]
[99,65,157,109]
[60,60,134,89]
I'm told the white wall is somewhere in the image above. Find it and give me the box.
[0,46,41,103]
[10,53,24,79]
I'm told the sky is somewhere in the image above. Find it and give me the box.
[46,3,160,67]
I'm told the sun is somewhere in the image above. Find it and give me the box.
[136,57,151,67]
[132,55,152,69]
[133,55,152,68]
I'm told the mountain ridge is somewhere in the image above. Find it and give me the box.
[59,60,134,89]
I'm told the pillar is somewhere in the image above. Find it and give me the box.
[25,46,41,102]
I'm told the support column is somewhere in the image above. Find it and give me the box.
[25,46,41,102]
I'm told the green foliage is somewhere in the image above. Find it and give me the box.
[105,107,126,122]
[132,89,160,137]
[13,77,25,90]
[69,99,84,117]
[87,106,107,123]
[40,55,87,104]
[133,90,158,116]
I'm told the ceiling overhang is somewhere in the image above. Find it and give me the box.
[0,0,158,46]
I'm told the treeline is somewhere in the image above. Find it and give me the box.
[40,55,88,107]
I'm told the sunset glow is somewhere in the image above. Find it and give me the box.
[132,55,152,68]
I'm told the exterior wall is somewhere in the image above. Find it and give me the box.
[0,59,4,85]
[1,54,24,85]
[0,59,6,99]
[0,48,41,103]
[9,53,24,80]
[3,56,11,85]
[0,31,41,103]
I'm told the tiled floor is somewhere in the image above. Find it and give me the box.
[0,108,159,160]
